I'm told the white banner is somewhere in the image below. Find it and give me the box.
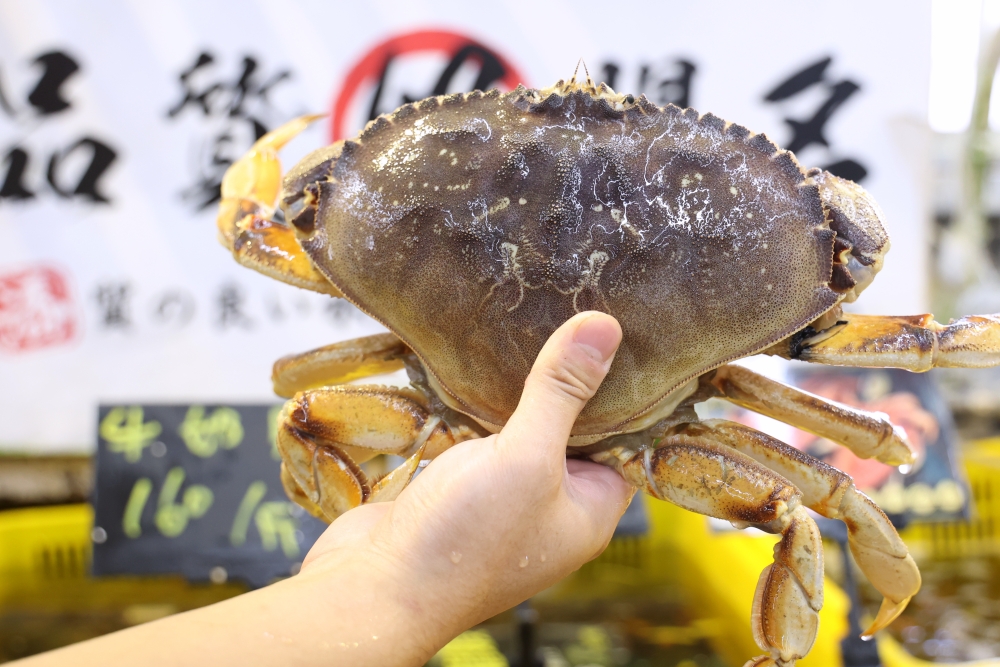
[0,0,930,452]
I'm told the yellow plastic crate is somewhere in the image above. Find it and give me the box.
[0,504,249,661]
[901,438,1000,558]
[0,504,92,589]
[4,482,999,667]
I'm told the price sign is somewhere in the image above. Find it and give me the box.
[92,404,327,588]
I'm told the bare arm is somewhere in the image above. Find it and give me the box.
[16,312,632,667]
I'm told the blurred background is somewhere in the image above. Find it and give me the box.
[3,0,1000,665]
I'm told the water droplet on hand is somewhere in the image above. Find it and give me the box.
[449,550,463,564]
[519,555,529,568]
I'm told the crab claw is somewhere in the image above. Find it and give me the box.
[275,386,461,521]
[835,486,921,638]
[279,462,325,521]
[368,442,428,504]
[862,596,911,639]
[216,114,343,295]
[217,113,325,245]
[751,506,824,666]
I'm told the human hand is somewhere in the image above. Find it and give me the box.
[300,311,634,662]
[12,312,633,667]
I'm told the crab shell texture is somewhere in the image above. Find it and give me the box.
[281,79,888,443]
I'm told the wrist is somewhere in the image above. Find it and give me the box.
[296,529,462,664]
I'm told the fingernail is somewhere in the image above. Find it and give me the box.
[573,314,622,363]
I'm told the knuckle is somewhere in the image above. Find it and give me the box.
[537,361,600,403]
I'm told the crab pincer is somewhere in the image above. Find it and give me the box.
[216,113,340,295]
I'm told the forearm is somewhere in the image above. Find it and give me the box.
[14,552,447,667]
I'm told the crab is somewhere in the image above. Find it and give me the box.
[216,73,1000,667]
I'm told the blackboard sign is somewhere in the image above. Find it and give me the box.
[92,404,328,588]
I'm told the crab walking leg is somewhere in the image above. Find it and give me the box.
[276,385,471,522]
[773,313,1000,371]
[708,364,915,466]
[218,114,342,296]
[616,438,823,666]
[685,419,920,638]
[272,333,409,397]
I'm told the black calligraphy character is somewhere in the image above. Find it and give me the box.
[599,58,696,109]
[217,283,252,329]
[27,51,81,115]
[763,57,866,182]
[423,45,506,98]
[170,53,292,210]
[47,137,118,203]
[152,290,195,327]
[0,50,117,204]
[640,59,695,108]
[95,283,132,329]
[368,45,509,122]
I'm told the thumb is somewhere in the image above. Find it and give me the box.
[499,312,622,457]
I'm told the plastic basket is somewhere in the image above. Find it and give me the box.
[0,504,92,591]
[4,479,999,666]
[901,438,1000,558]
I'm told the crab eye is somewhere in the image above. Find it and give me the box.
[289,184,320,234]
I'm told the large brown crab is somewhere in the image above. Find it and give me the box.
[216,74,1000,667]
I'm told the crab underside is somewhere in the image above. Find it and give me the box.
[215,77,1000,667]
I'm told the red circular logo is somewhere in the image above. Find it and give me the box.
[331,30,526,141]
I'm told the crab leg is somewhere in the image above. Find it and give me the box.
[276,386,475,522]
[683,419,920,640]
[218,115,342,296]
[767,313,1000,371]
[272,333,409,397]
[707,363,915,466]
[615,437,823,667]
